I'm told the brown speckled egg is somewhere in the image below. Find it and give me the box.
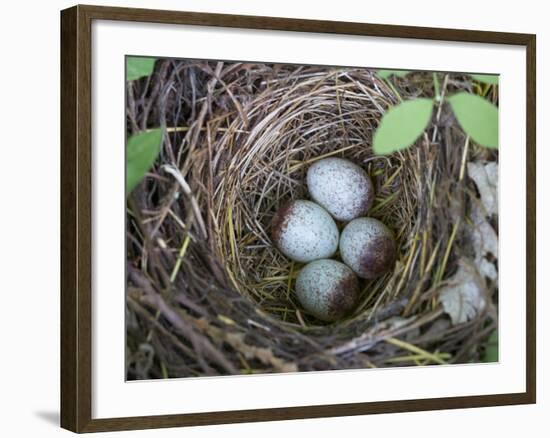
[339,217,396,279]
[307,157,374,221]
[295,259,359,322]
[271,200,339,263]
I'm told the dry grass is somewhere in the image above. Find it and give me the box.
[125,60,498,379]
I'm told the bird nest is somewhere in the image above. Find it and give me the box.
[126,60,499,379]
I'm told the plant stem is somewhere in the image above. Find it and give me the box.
[433,72,441,101]
[435,220,460,285]
[384,77,403,102]
[459,136,470,181]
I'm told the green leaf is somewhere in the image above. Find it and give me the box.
[127,129,163,195]
[470,74,499,85]
[482,330,498,362]
[373,98,433,155]
[447,92,499,148]
[126,57,156,81]
[377,69,410,79]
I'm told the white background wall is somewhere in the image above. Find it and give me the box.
[0,0,546,437]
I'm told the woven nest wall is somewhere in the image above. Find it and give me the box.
[126,60,498,379]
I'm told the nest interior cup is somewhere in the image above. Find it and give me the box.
[208,67,414,324]
[126,60,497,379]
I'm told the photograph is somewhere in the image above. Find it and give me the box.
[0,0,543,434]
[125,57,500,380]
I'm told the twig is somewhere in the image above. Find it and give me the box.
[162,164,208,239]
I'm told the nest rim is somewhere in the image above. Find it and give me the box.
[126,60,498,379]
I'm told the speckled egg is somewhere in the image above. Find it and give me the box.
[339,217,396,279]
[295,259,359,322]
[307,157,374,222]
[271,200,339,263]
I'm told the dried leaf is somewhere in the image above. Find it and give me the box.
[470,204,498,279]
[467,161,499,281]
[467,162,498,216]
[440,260,487,325]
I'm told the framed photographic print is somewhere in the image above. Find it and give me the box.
[60,4,536,433]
